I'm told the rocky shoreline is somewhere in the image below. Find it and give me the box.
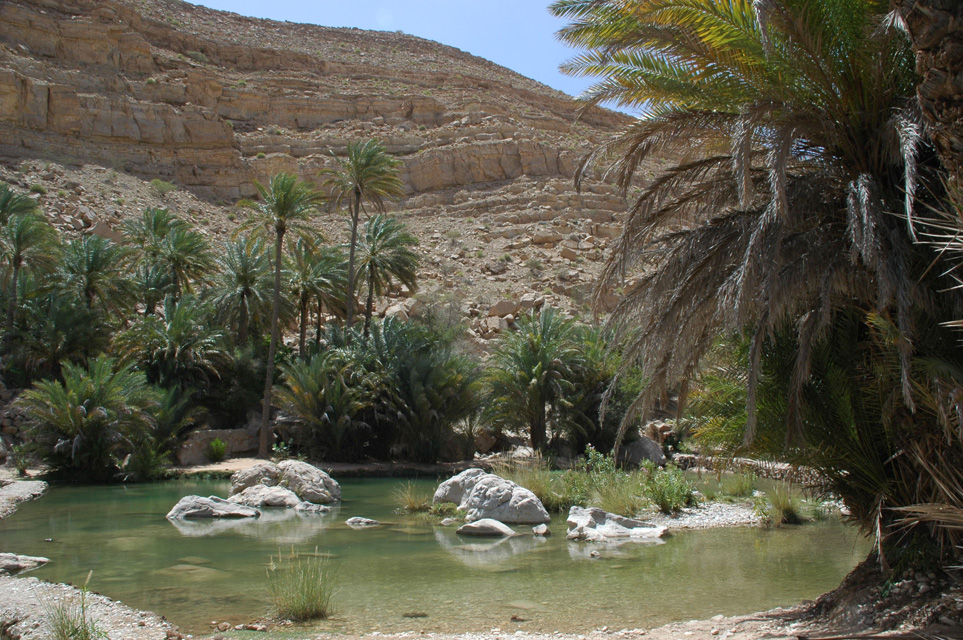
[0,478,47,520]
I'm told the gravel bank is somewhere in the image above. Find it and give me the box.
[644,501,760,530]
[0,575,178,640]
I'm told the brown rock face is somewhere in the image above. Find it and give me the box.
[0,0,628,201]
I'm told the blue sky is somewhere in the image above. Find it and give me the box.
[190,1,594,99]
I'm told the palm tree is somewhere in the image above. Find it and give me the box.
[17,355,159,483]
[122,207,185,262]
[17,292,110,380]
[285,239,347,358]
[58,235,133,317]
[156,224,214,300]
[320,140,404,336]
[244,173,324,458]
[0,214,60,328]
[130,262,173,316]
[0,184,39,223]
[207,236,273,345]
[551,0,963,564]
[113,296,230,392]
[355,215,419,336]
[485,308,583,452]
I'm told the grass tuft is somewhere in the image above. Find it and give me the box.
[266,547,335,621]
[41,571,106,640]
[392,481,432,513]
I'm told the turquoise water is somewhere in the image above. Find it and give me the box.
[0,478,870,635]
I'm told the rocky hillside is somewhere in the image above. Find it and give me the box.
[0,0,664,337]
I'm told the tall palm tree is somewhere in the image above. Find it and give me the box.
[355,215,419,336]
[285,239,347,359]
[485,308,583,452]
[130,262,173,316]
[58,235,133,317]
[551,0,963,563]
[244,173,324,458]
[0,184,39,223]
[320,140,404,336]
[0,214,60,328]
[207,236,273,345]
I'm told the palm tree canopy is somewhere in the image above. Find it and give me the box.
[156,224,215,295]
[58,235,134,315]
[320,140,405,213]
[0,184,40,224]
[245,173,325,240]
[207,235,275,334]
[356,215,420,297]
[551,0,953,442]
[285,239,347,311]
[0,213,61,278]
[122,207,186,261]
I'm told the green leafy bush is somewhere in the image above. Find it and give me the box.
[642,463,695,514]
[149,178,177,197]
[206,437,227,463]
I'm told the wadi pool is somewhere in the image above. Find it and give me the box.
[0,478,870,634]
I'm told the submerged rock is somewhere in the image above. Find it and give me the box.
[227,484,301,508]
[345,516,381,528]
[294,501,332,514]
[532,523,551,536]
[434,469,550,524]
[566,506,666,542]
[456,518,516,537]
[0,553,49,575]
[166,495,260,520]
[228,460,341,505]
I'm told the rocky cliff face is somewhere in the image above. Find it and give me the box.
[0,0,658,333]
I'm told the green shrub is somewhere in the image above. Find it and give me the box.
[185,50,210,64]
[206,437,227,463]
[41,572,105,640]
[643,464,695,513]
[266,548,334,621]
[256,152,266,159]
[753,484,804,527]
[145,77,157,85]
[392,481,432,513]
[29,183,46,195]
[149,178,177,197]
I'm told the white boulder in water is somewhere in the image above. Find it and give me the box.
[566,506,666,542]
[227,484,301,508]
[228,460,341,505]
[433,469,550,524]
[166,495,260,520]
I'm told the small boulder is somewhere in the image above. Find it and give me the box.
[345,517,381,528]
[167,495,260,520]
[532,524,551,536]
[456,518,516,537]
[227,485,301,508]
[566,506,666,542]
[0,553,49,575]
[488,299,519,317]
[294,501,332,514]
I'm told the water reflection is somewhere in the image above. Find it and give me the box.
[434,527,545,568]
[168,505,339,543]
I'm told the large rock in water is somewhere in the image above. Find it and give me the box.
[228,460,341,505]
[227,484,301,508]
[566,506,666,542]
[433,469,550,524]
[167,495,260,520]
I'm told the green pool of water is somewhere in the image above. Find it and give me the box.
[0,478,870,635]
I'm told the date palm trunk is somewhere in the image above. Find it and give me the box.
[259,229,285,458]
[897,0,963,182]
